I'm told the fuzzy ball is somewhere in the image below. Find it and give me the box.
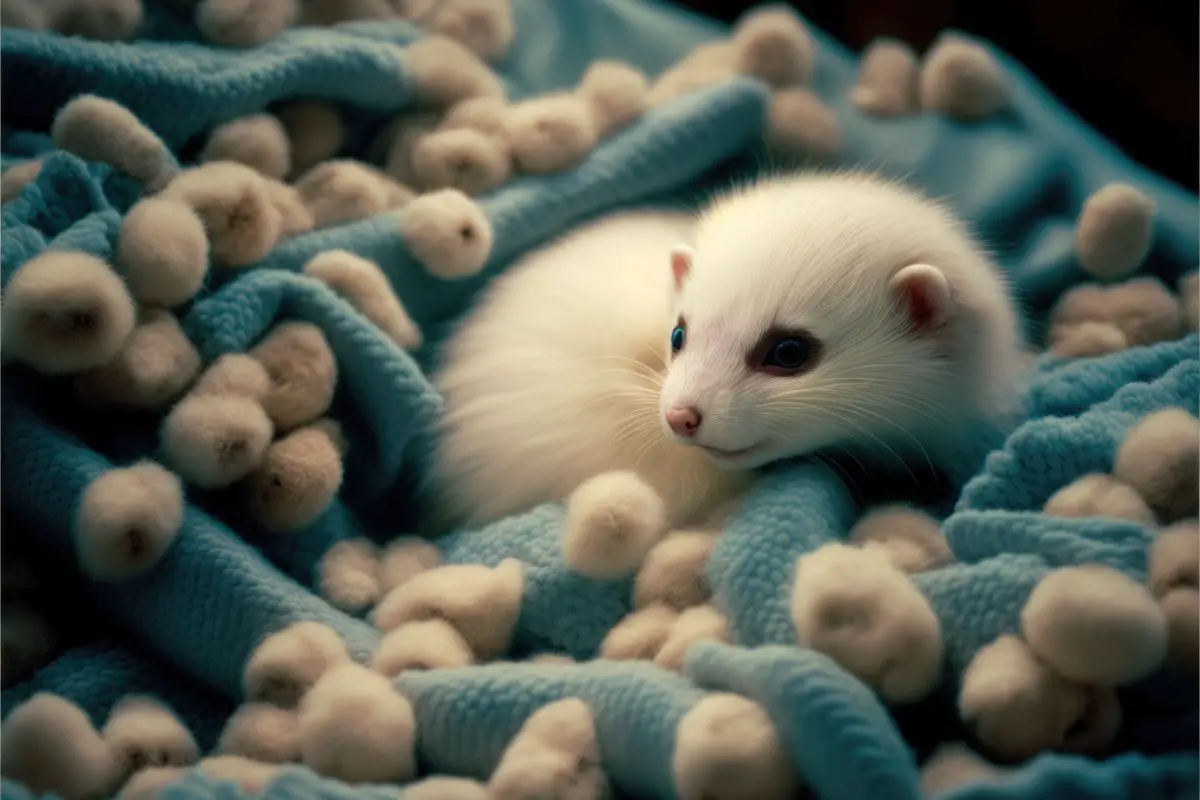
[248,321,338,431]
[399,188,494,279]
[115,197,210,307]
[75,309,202,410]
[102,696,199,780]
[646,56,736,109]
[404,776,490,800]
[850,37,919,116]
[117,765,185,800]
[919,743,1007,798]
[192,353,272,400]
[275,101,346,178]
[262,178,315,236]
[765,88,840,160]
[294,159,416,228]
[371,559,523,660]
[917,33,1009,120]
[407,34,505,108]
[317,537,380,612]
[1042,472,1159,527]
[633,530,716,610]
[411,127,512,196]
[243,620,350,708]
[790,542,943,703]
[246,420,345,532]
[848,504,953,573]
[577,60,650,137]
[216,702,300,764]
[1,0,49,30]
[49,0,143,41]
[1048,321,1129,359]
[297,662,417,783]
[672,693,802,800]
[379,536,444,593]
[195,0,299,47]
[505,94,599,174]
[1112,408,1200,523]
[1051,277,1184,347]
[562,470,669,580]
[51,95,175,192]
[1147,521,1199,598]
[1021,564,1168,686]
[1159,588,1199,674]
[381,113,444,185]
[489,698,610,800]
[0,601,60,688]
[303,250,423,350]
[1075,182,1156,280]
[160,162,282,267]
[0,693,120,800]
[731,4,815,87]
[1178,272,1198,331]
[441,96,509,139]
[371,619,475,677]
[654,604,730,672]
[194,755,280,793]
[599,604,678,661]
[159,393,274,488]
[424,0,515,62]
[1,250,136,375]
[200,114,292,181]
[73,460,184,582]
[1,159,44,205]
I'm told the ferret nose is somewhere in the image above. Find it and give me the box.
[666,406,702,437]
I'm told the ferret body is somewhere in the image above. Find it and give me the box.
[428,172,1024,530]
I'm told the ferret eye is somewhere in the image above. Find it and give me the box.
[753,331,821,376]
[670,320,686,354]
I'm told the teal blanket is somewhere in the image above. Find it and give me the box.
[2,1,1198,799]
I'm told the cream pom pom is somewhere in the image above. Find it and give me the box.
[504,94,599,174]
[294,159,416,228]
[1,0,49,30]
[407,34,505,108]
[405,776,490,800]
[850,38,919,116]
[577,60,650,137]
[411,127,512,196]
[262,178,315,236]
[1075,183,1156,281]
[730,4,815,87]
[379,536,445,593]
[102,695,199,779]
[399,188,494,279]
[561,470,669,580]
[75,309,202,410]
[160,162,282,267]
[51,94,175,192]
[633,530,716,610]
[216,702,300,764]
[195,755,280,793]
[317,538,381,613]
[49,0,142,41]
[275,101,346,178]
[246,420,346,533]
[1146,521,1199,598]
[191,353,272,400]
[200,114,291,181]
[599,604,678,661]
[115,197,210,307]
[249,321,338,431]
[243,620,350,708]
[653,604,730,672]
[371,619,475,677]
[847,504,952,573]
[381,113,444,186]
[1112,408,1200,524]
[1048,321,1129,359]
[159,393,274,488]
[765,88,840,160]
[919,743,1007,797]
[195,0,299,47]
[1042,473,1159,527]
[0,693,120,799]
[423,0,515,62]
[1,159,44,205]
[489,698,610,800]
[303,249,423,350]
[441,96,510,139]
[917,33,1009,120]
[1051,277,1183,348]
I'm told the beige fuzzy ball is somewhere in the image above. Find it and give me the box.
[1075,183,1156,280]
[646,54,736,109]
[116,765,186,800]
[49,0,143,41]
[262,178,315,236]
[577,60,650,137]
[399,188,494,279]
[317,537,381,612]
[51,95,176,192]
[102,695,199,780]
[380,113,444,185]
[1159,587,1199,674]
[246,420,345,533]
[191,353,272,400]
[918,33,1008,120]
[0,601,61,688]
[1,249,136,375]
[404,776,490,800]
[1,0,49,30]
[371,559,524,660]
[194,755,280,793]
[1022,564,1168,685]
[599,604,678,661]
[850,37,919,116]
[159,393,274,488]
[0,693,121,800]
[407,34,506,108]
[1,159,44,205]
[73,460,184,582]
[371,618,475,676]
[115,197,210,307]
[1178,272,1198,331]
[160,162,282,267]
[1051,277,1184,347]
[243,620,350,708]
[195,0,299,47]
[765,88,840,160]
[216,702,300,764]
[489,698,610,800]
[249,321,338,431]
[275,101,346,178]
[1042,472,1159,527]
[379,536,444,593]
[505,94,599,174]
[75,309,202,410]
[919,743,1008,797]
[1048,321,1129,359]
[730,4,815,87]
[303,250,423,350]
[411,127,512,196]
[848,504,953,573]
[654,604,730,672]
[201,114,292,181]
[1146,521,1199,598]
[441,96,509,139]
[423,0,515,62]
[672,693,802,800]
[562,470,669,580]
[294,159,416,228]
[1111,408,1200,523]
[633,529,716,610]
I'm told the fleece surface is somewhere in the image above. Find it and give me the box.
[1,1,1198,799]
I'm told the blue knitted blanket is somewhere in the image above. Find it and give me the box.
[2,2,1198,799]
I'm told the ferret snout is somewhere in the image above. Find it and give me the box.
[666,406,702,437]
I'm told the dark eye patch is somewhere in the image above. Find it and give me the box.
[747,328,822,376]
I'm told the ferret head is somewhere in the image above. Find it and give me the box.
[658,172,1020,470]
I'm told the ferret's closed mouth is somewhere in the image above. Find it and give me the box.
[699,444,757,460]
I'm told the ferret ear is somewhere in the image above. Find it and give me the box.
[890,263,951,333]
[670,246,694,293]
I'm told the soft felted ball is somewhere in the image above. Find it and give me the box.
[399,188,494,279]
[303,249,423,350]
[847,504,953,573]
[562,470,669,579]
[423,0,515,62]
[1,159,44,204]
[1042,472,1159,527]
[489,698,611,800]
[404,776,490,800]
[49,0,143,41]
[262,178,315,236]
[73,460,184,582]
[192,755,280,794]
[634,530,716,610]
[371,619,476,677]
[216,702,300,764]
[75,309,202,411]
[379,536,444,593]
[599,604,679,661]
[275,101,346,178]
[441,95,510,139]
[1,250,136,375]
[195,0,299,47]
[504,94,599,174]
[243,620,350,708]
[159,393,274,488]
[249,321,339,431]
[191,353,272,400]
[1146,521,1199,598]
[115,197,210,307]
[765,88,840,160]
[1111,408,1200,524]
[294,159,416,228]
[577,60,650,137]
[0,693,120,800]
[654,604,730,672]
[730,4,814,87]
[51,94,176,192]
[406,34,506,108]
[160,162,283,267]
[316,537,381,612]
[1075,182,1156,280]
[1048,321,1129,359]
[850,37,919,116]
[101,695,200,779]
[1,0,49,30]
[246,420,345,533]
[200,113,292,181]
[411,127,512,196]
[381,113,444,185]
[1051,277,1184,347]
[917,33,1009,120]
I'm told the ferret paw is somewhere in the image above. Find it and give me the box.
[0,601,61,687]
[790,542,943,704]
[577,60,649,137]
[371,619,475,677]
[371,559,524,660]
[195,0,299,47]
[1048,321,1129,359]
[0,693,121,800]
[294,159,415,227]
[275,101,346,178]
[489,698,609,800]
[51,95,175,191]
[1,159,44,204]
[850,38,919,116]
[246,419,345,532]
[1042,473,1159,527]
[161,162,282,267]
[1178,272,1198,332]
[1075,183,1156,281]
[379,536,445,593]
[75,310,202,410]
[317,538,381,613]
[249,322,338,431]
[303,249,422,350]
[634,530,716,610]
[1,250,136,375]
[423,0,515,62]
[672,693,802,800]
[1021,564,1168,686]
[159,393,274,488]
[406,34,505,108]
[847,504,952,573]
[599,604,678,661]
[216,702,300,764]
[116,198,210,307]
[731,4,814,87]
[297,662,417,783]
[399,188,494,279]
[654,604,730,672]
[561,470,669,580]
[765,88,840,161]
[411,127,512,196]
[243,620,350,708]
[917,33,1009,120]
[505,94,599,174]
[201,114,291,181]
[1112,408,1200,524]
[49,0,142,41]
[404,775,490,800]
[102,696,199,780]
[73,461,184,582]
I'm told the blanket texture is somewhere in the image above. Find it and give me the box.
[2,1,1198,799]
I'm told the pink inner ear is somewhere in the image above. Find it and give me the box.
[670,246,693,291]
[892,264,949,334]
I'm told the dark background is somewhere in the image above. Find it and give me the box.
[681,0,1199,194]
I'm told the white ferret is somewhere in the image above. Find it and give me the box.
[428,172,1025,530]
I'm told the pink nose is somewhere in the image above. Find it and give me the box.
[666,406,702,437]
